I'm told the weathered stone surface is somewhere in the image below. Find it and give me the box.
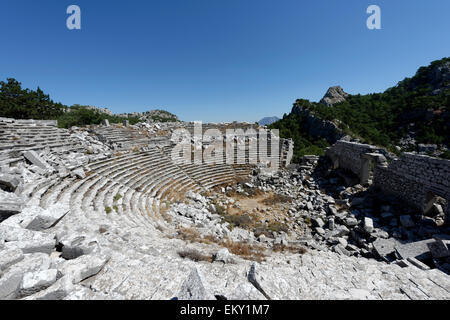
[373,238,397,260]
[23,150,49,170]
[4,239,56,255]
[59,234,100,260]
[0,248,24,271]
[320,86,349,106]
[177,267,214,300]
[58,254,110,284]
[228,282,266,300]
[395,239,434,261]
[0,189,24,221]
[19,269,58,297]
[22,276,75,300]
[0,269,23,299]
[0,173,20,191]
[213,248,234,264]
[247,263,271,299]
[407,257,430,270]
[0,225,56,254]
[427,239,450,259]
[363,217,374,233]
[312,217,325,228]
[0,252,51,299]
[71,168,86,179]
[19,204,69,231]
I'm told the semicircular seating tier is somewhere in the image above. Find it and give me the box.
[27,146,254,232]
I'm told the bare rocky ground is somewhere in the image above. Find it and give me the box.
[0,118,449,300]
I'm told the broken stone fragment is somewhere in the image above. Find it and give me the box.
[395,239,434,261]
[315,227,325,236]
[336,237,348,247]
[23,150,49,170]
[71,168,86,179]
[0,189,24,221]
[334,244,351,257]
[312,217,325,228]
[406,257,430,270]
[0,173,21,191]
[0,269,23,299]
[363,217,374,233]
[4,239,56,255]
[427,239,450,259]
[0,248,24,271]
[17,204,69,231]
[0,252,51,299]
[328,205,338,216]
[58,254,110,284]
[228,282,266,300]
[0,225,56,254]
[213,248,234,263]
[344,217,358,227]
[59,234,100,259]
[430,203,444,216]
[331,225,350,237]
[373,238,397,261]
[177,267,215,300]
[327,218,335,230]
[19,269,58,297]
[247,262,271,300]
[22,275,75,300]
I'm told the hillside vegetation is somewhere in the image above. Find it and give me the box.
[0,78,162,128]
[270,57,450,162]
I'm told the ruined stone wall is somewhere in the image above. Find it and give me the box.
[325,141,378,177]
[326,140,450,221]
[374,153,450,217]
[280,138,294,167]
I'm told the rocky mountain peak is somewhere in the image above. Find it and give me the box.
[320,86,349,106]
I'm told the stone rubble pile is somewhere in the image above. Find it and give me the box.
[0,205,110,300]
[249,155,450,274]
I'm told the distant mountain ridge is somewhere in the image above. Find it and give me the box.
[258,116,280,126]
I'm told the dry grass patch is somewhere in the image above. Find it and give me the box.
[174,227,267,262]
[221,240,266,263]
[252,220,289,238]
[272,244,307,254]
[260,193,293,206]
[176,227,213,244]
[222,213,254,230]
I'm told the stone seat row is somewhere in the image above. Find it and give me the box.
[31,145,253,233]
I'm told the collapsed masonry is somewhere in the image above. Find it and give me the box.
[326,140,450,224]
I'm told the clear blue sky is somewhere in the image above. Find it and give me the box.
[1,0,449,122]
